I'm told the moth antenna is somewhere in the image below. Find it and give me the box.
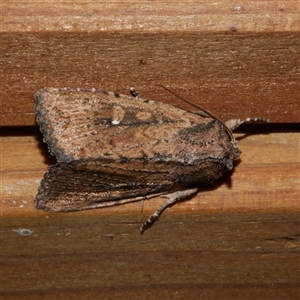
[157,85,234,141]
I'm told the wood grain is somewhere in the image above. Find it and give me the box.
[1,1,299,125]
[1,125,299,299]
[3,1,299,33]
[1,1,299,298]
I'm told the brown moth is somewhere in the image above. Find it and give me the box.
[35,87,266,233]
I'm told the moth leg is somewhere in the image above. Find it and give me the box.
[225,118,269,131]
[140,187,199,234]
[130,87,139,98]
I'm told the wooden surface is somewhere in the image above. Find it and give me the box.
[1,125,299,299]
[1,1,299,299]
[1,1,299,125]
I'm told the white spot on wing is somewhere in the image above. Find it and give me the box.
[112,119,121,125]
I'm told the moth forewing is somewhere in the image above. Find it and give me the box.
[35,88,217,163]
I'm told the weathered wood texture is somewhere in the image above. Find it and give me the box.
[1,125,299,299]
[1,1,299,299]
[1,1,299,125]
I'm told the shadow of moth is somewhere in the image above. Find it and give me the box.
[35,87,267,233]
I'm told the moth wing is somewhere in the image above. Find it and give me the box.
[36,161,186,212]
[35,87,209,163]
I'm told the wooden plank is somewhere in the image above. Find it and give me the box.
[1,125,299,299]
[2,1,299,33]
[1,125,299,216]
[1,1,299,125]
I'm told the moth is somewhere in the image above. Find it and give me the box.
[35,87,267,233]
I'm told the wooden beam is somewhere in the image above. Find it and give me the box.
[1,1,299,125]
[1,125,299,298]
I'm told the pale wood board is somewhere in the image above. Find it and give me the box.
[1,126,299,299]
